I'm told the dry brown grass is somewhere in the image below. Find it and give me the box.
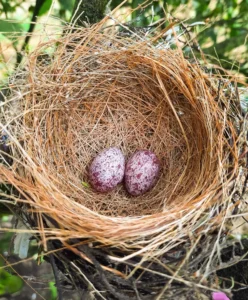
[0,13,247,269]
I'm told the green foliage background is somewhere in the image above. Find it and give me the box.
[111,0,248,77]
[0,220,23,297]
[0,0,248,77]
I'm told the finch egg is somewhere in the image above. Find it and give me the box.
[125,150,160,196]
[89,147,125,193]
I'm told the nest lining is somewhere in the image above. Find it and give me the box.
[0,24,246,254]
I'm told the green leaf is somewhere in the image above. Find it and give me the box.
[1,215,9,222]
[58,0,75,12]
[49,281,58,300]
[0,231,14,253]
[0,269,23,295]
[0,20,23,40]
[39,0,53,16]
[81,181,89,188]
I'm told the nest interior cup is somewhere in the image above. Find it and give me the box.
[0,23,244,252]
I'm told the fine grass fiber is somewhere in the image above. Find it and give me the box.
[0,8,247,299]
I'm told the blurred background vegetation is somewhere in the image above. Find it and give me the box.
[0,0,248,80]
[0,0,247,299]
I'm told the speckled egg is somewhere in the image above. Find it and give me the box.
[89,147,125,193]
[125,150,160,196]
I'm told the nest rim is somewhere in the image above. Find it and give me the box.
[0,22,247,257]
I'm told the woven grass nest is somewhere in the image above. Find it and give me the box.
[0,17,247,299]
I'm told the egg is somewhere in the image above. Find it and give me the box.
[125,150,160,196]
[89,147,125,193]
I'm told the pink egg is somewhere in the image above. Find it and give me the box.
[125,150,160,196]
[89,147,125,193]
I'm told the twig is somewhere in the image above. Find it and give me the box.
[70,261,107,300]
[82,245,132,300]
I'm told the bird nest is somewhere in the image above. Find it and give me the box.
[0,18,247,299]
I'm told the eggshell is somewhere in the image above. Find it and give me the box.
[89,147,125,193]
[125,150,160,196]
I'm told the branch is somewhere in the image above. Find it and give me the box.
[0,0,8,19]
[16,0,45,65]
